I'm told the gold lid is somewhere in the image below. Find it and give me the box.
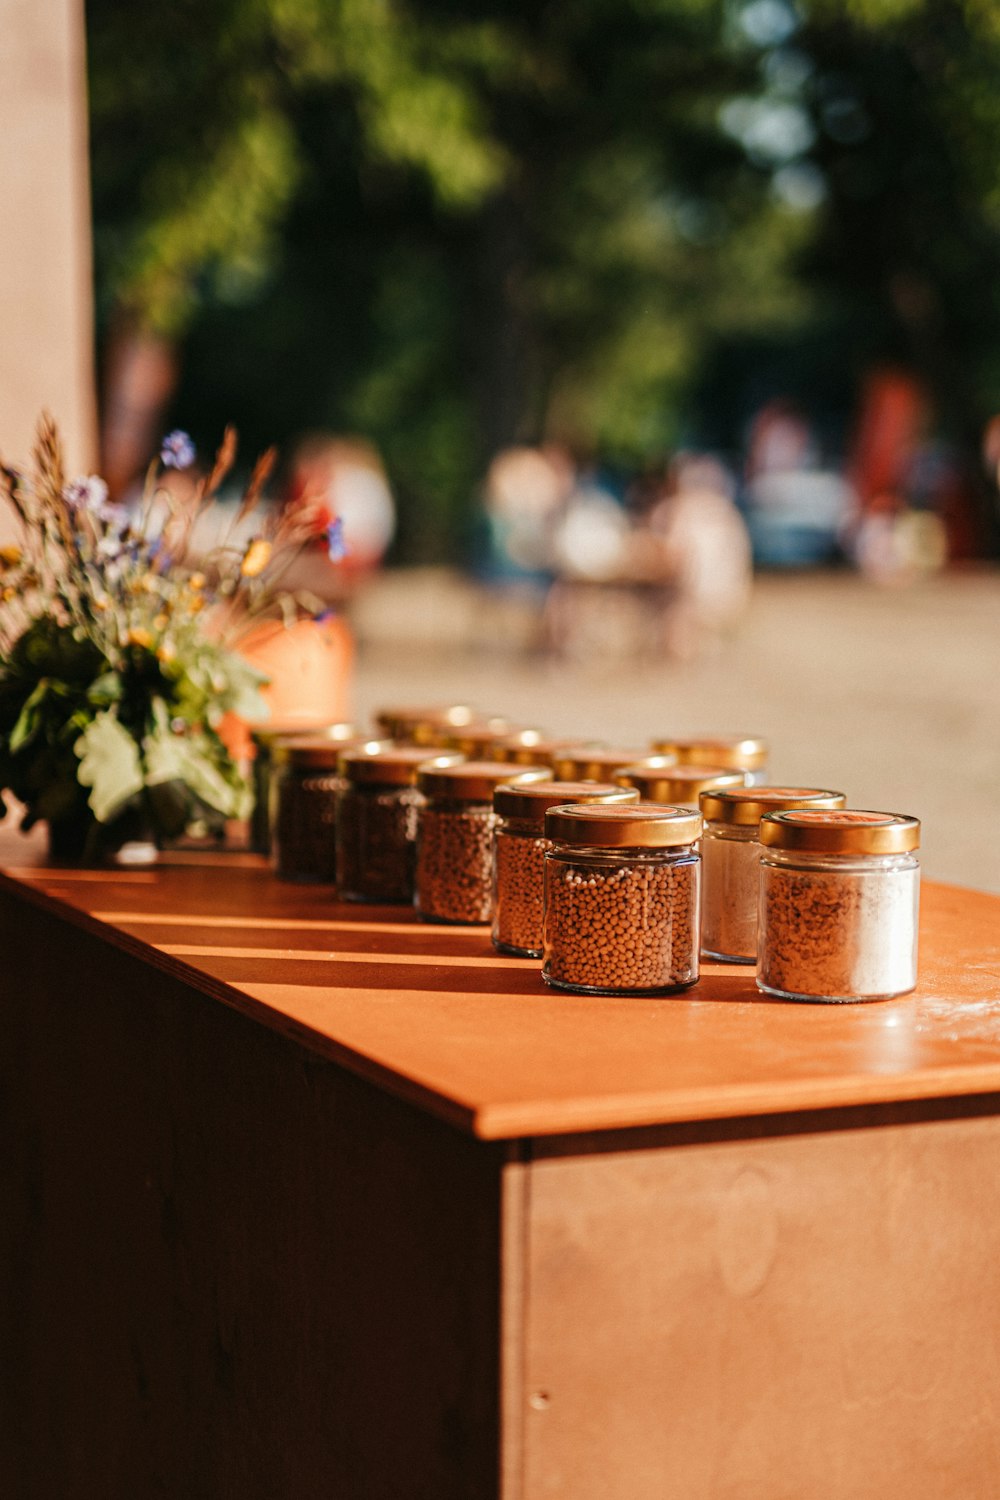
[251,720,357,750]
[700,785,847,826]
[373,703,477,744]
[340,746,464,786]
[439,718,521,755]
[760,809,921,855]
[417,760,549,801]
[544,802,702,848]
[651,735,768,771]
[550,747,664,781]
[493,780,639,824]
[614,760,745,802]
[282,736,355,771]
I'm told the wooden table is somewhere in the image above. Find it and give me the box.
[3,828,1000,1499]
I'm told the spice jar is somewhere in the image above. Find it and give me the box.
[550,747,661,781]
[542,803,702,995]
[651,735,769,786]
[492,780,639,957]
[337,747,463,904]
[699,786,846,963]
[415,762,548,924]
[373,703,476,745]
[249,721,357,855]
[272,738,347,882]
[757,810,921,1002]
[613,759,746,809]
[439,717,527,757]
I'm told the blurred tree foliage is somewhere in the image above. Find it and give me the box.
[87,0,1000,556]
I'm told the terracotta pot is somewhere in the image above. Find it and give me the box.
[217,615,355,763]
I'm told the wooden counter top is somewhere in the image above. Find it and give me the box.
[3,824,1000,1139]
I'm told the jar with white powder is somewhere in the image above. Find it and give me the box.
[757,810,920,1002]
[700,786,846,962]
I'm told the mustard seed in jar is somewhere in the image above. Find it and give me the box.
[699,786,846,963]
[415,762,548,924]
[613,759,746,809]
[492,781,639,957]
[542,803,702,996]
[337,747,463,904]
[651,735,770,786]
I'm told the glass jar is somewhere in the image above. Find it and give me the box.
[415,762,548,924]
[249,721,357,855]
[542,803,702,996]
[757,810,921,1002]
[613,759,746,810]
[651,735,769,786]
[337,747,462,904]
[492,781,639,957]
[699,786,846,963]
[272,739,346,882]
[373,703,476,746]
[550,746,660,782]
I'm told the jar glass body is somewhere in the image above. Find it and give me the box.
[542,843,700,996]
[416,798,497,924]
[701,821,760,962]
[337,781,424,904]
[758,847,920,1001]
[492,815,550,957]
[273,765,343,883]
[250,747,273,855]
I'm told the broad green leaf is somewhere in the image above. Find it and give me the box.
[144,722,244,819]
[75,712,144,822]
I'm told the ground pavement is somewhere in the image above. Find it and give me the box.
[349,567,1000,894]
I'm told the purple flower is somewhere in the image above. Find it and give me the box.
[160,430,196,469]
[63,474,110,513]
[325,516,347,562]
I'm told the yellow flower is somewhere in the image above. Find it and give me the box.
[127,627,153,649]
[240,538,272,578]
[0,545,22,568]
[2,586,15,602]
[157,639,176,663]
[188,572,206,591]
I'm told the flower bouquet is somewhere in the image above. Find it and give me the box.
[0,415,343,861]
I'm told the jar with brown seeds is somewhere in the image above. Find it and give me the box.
[757,809,921,1002]
[373,703,477,745]
[249,721,357,855]
[699,785,846,962]
[337,747,463,904]
[272,738,349,883]
[542,803,702,996]
[415,762,548,924]
[492,780,639,957]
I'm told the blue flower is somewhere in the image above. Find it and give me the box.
[325,517,347,562]
[160,430,196,469]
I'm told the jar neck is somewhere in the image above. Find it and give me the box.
[703,821,758,842]
[550,842,698,860]
[498,815,546,836]
[762,847,919,873]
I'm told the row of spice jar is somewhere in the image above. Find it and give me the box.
[249,711,920,1003]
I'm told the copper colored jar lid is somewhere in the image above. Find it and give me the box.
[700,786,847,826]
[340,746,464,786]
[373,704,477,743]
[545,802,702,849]
[493,780,639,825]
[651,735,768,771]
[252,720,357,750]
[760,809,921,855]
[417,761,549,801]
[550,747,664,781]
[614,761,745,801]
[440,718,524,755]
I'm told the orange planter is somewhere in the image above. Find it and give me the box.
[217,614,355,762]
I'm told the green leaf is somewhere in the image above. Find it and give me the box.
[9,678,51,752]
[144,720,244,819]
[75,712,144,823]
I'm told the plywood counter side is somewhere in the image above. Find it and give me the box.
[3,823,999,1140]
